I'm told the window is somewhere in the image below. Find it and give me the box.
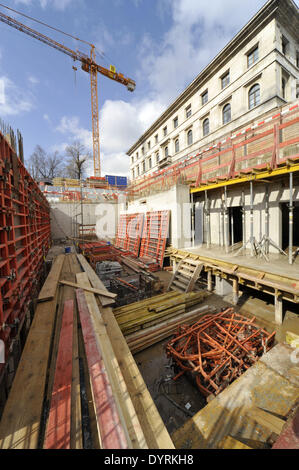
[282,77,286,99]
[203,118,210,136]
[187,129,193,146]
[247,46,259,68]
[137,165,140,176]
[165,146,169,158]
[221,71,230,89]
[155,134,158,143]
[148,157,152,169]
[173,116,178,129]
[163,126,167,136]
[201,90,208,105]
[223,103,231,124]
[136,152,138,160]
[156,152,159,163]
[282,36,289,55]
[248,84,260,109]
[148,141,151,150]
[186,105,192,119]
[131,156,134,164]
[142,161,146,173]
[131,168,135,179]
[175,138,179,153]
[141,146,144,155]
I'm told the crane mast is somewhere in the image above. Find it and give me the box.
[0,9,136,177]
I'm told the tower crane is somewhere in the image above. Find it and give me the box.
[0,7,136,177]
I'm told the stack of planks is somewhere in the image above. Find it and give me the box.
[113,291,209,336]
[126,304,216,354]
[0,253,174,450]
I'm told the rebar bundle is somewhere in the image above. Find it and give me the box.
[166,308,275,397]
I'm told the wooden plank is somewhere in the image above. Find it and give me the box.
[44,300,74,449]
[218,435,253,449]
[76,254,114,306]
[247,407,286,435]
[38,254,65,302]
[59,280,117,299]
[76,274,147,449]
[100,303,175,448]
[75,287,129,449]
[79,262,174,448]
[0,255,66,449]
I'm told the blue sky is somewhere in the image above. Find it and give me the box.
[0,0,298,177]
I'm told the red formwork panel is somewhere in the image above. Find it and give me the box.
[115,214,127,250]
[125,213,144,256]
[115,213,144,256]
[139,211,170,268]
[0,131,51,372]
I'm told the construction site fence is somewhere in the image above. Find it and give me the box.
[127,103,299,200]
[0,130,51,376]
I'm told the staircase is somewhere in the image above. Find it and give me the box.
[167,257,203,293]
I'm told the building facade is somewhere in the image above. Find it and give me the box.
[127,0,299,181]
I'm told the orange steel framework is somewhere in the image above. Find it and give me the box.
[127,104,299,197]
[0,131,51,371]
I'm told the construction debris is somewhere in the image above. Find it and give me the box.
[166,308,276,397]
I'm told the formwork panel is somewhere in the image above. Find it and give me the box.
[0,131,51,374]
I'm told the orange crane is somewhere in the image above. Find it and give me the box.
[0,7,136,177]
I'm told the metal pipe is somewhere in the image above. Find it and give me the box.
[191,192,195,247]
[224,187,229,253]
[250,181,254,257]
[205,190,211,249]
[220,198,224,248]
[265,184,269,255]
[241,190,246,254]
[289,172,293,265]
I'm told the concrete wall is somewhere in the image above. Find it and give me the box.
[50,201,119,240]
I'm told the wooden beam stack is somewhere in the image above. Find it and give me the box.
[0,252,175,450]
[113,290,208,336]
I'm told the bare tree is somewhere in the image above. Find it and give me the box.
[64,141,91,180]
[26,145,64,180]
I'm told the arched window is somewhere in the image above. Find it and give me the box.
[165,146,169,158]
[187,129,193,146]
[175,138,179,153]
[248,84,260,109]
[203,118,209,136]
[223,103,231,124]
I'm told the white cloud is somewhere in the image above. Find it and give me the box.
[14,0,74,10]
[138,0,267,105]
[28,75,39,85]
[0,76,35,115]
[53,99,166,177]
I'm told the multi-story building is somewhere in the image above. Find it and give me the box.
[127,0,299,181]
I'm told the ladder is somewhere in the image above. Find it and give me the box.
[167,257,203,293]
